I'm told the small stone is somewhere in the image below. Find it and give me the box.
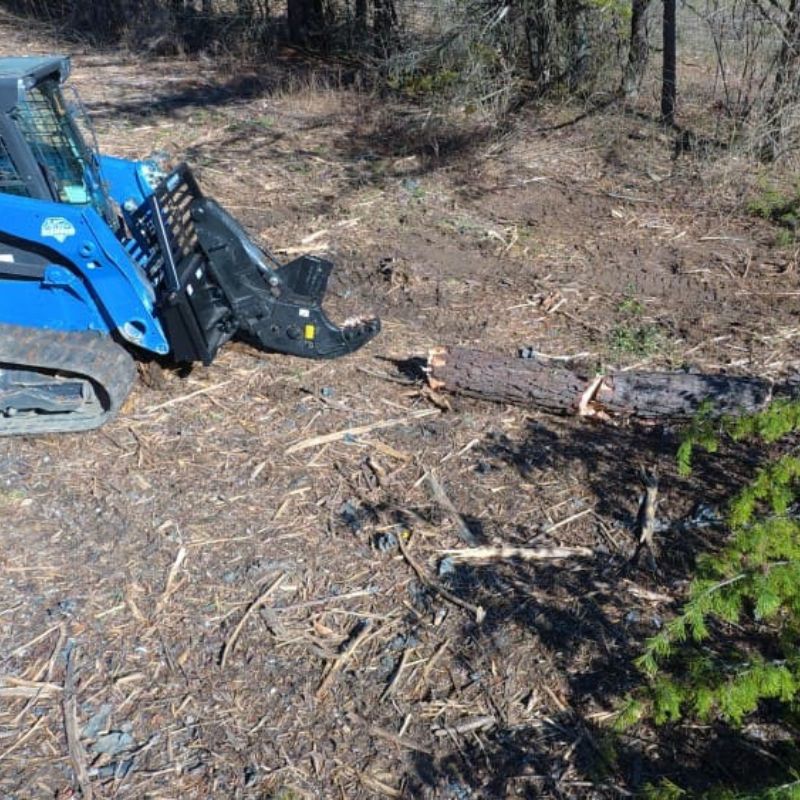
[81,704,112,739]
[375,532,398,552]
[380,654,395,672]
[339,500,361,532]
[92,758,134,780]
[56,598,77,616]
[90,731,135,757]
[445,779,473,800]
[243,765,258,786]
[438,557,455,577]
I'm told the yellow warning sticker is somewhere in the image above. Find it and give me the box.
[304,324,316,340]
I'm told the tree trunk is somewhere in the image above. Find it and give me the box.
[427,347,773,420]
[373,0,398,56]
[623,0,653,99]
[354,0,367,38]
[287,0,324,44]
[566,2,590,90]
[525,0,554,90]
[760,0,800,161]
[661,0,676,124]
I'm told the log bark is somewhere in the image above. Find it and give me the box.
[427,347,774,420]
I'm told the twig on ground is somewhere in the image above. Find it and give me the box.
[156,546,187,613]
[381,647,410,701]
[631,468,659,566]
[10,624,61,658]
[418,639,450,695]
[543,507,594,533]
[285,410,439,455]
[441,545,593,563]
[142,380,233,414]
[424,469,478,545]
[0,716,45,762]
[397,535,486,623]
[274,587,377,613]
[625,582,674,603]
[433,715,496,737]
[220,573,287,668]
[62,644,93,800]
[369,724,431,754]
[356,366,417,386]
[0,676,63,698]
[360,772,402,798]
[315,620,373,701]
[439,438,480,465]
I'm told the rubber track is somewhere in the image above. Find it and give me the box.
[0,323,136,435]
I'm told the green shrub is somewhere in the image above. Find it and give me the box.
[747,180,800,246]
[620,399,800,797]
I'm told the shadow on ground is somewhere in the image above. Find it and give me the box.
[374,411,797,797]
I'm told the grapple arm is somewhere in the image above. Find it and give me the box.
[126,165,379,365]
[190,197,379,360]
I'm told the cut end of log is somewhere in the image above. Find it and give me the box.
[427,347,450,392]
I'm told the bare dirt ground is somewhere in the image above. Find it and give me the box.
[2,10,800,800]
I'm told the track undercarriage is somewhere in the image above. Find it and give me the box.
[0,324,135,435]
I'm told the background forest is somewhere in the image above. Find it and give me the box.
[5,0,800,161]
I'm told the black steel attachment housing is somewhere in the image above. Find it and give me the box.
[125,165,380,364]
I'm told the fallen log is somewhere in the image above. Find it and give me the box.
[427,347,774,420]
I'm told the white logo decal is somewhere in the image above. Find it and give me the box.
[41,217,77,243]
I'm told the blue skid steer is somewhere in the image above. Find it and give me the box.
[0,56,380,435]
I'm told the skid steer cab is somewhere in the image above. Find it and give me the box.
[0,56,379,435]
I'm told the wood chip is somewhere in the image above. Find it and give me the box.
[433,715,496,737]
